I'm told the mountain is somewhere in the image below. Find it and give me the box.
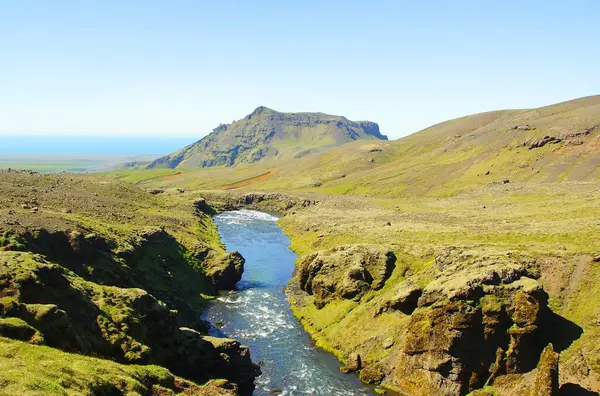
[134,95,600,196]
[147,106,387,169]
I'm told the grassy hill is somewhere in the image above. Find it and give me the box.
[146,106,387,169]
[117,95,600,197]
[0,170,259,394]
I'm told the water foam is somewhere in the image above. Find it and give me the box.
[218,209,278,225]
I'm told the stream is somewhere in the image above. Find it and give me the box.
[201,210,375,396]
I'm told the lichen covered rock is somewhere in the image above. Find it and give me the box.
[532,344,559,396]
[392,250,551,395]
[298,244,396,308]
[203,251,245,290]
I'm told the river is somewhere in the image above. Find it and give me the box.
[201,210,375,396]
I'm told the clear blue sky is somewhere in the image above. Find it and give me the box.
[2,1,599,139]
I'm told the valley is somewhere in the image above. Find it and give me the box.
[1,96,599,395]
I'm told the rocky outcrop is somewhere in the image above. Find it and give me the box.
[532,344,559,396]
[203,251,245,290]
[200,191,319,214]
[298,244,396,308]
[524,135,563,149]
[392,250,553,395]
[376,280,422,315]
[0,250,260,394]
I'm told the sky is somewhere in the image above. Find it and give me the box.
[1,1,599,140]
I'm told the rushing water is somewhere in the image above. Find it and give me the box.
[202,210,375,396]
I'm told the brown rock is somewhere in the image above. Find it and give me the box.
[297,244,396,309]
[392,251,549,395]
[345,353,362,372]
[531,344,559,396]
[360,365,385,384]
[203,251,245,290]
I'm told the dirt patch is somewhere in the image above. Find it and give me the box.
[217,171,276,190]
[163,172,183,180]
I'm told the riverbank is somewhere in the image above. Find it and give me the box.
[203,210,376,395]
[199,187,600,395]
[0,171,261,394]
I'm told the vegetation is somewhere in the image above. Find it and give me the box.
[0,337,235,395]
[110,95,600,394]
[0,170,259,394]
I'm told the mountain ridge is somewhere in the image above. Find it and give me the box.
[147,107,386,169]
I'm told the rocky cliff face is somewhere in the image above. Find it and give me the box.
[391,250,551,394]
[147,106,386,169]
[288,242,579,395]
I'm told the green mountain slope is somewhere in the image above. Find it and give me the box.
[147,106,387,169]
[123,95,600,196]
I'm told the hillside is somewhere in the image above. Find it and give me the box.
[147,106,386,169]
[120,95,600,196]
[111,95,600,395]
[0,170,259,394]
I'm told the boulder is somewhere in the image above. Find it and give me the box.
[298,244,396,308]
[203,251,245,290]
[345,352,362,372]
[0,317,43,344]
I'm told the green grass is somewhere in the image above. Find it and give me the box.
[0,337,193,395]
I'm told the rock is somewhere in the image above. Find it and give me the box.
[526,135,562,149]
[512,125,534,131]
[149,189,164,195]
[382,337,395,349]
[269,388,282,393]
[531,344,559,396]
[519,162,529,168]
[193,198,216,214]
[393,250,549,395]
[298,244,396,308]
[385,221,391,226]
[0,317,44,344]
[346,353,362,372]
[203,251,245,290]
[202,335,261,394]
[376,280,422,315]
[360,365,386,384]
[485,170,491,175]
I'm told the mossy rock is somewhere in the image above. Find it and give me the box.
[0,317,44,344]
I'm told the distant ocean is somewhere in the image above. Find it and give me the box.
[0,135,197,155]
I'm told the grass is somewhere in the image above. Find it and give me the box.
[0,336,197,395]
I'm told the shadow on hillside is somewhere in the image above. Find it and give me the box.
[543,311,583,352]
[560,383,598,395]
